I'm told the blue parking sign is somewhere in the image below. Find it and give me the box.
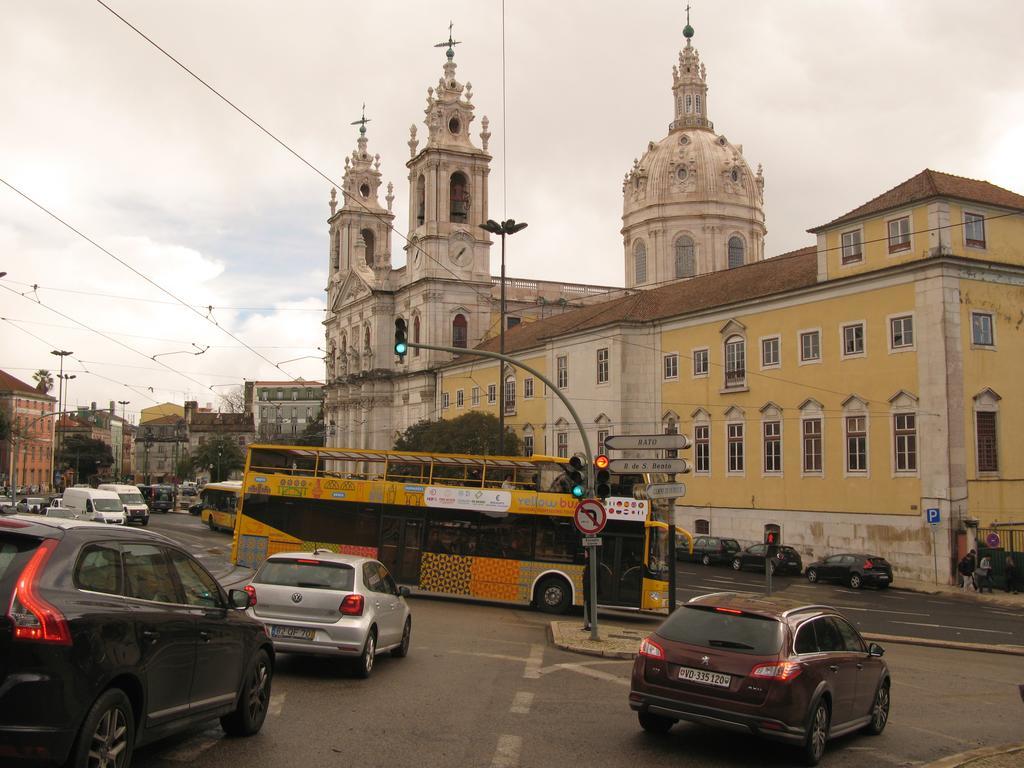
[926,508,940,525]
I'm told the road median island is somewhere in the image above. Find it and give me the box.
[923,743,1024,768]
[860,632,1024,657]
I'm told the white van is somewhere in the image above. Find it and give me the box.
[62,488,126,525]
[98,483,151,526]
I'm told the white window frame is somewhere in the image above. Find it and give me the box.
[723,336,746,390]
[694,423,710,474]
[844,413,869,476]
[801,416,823,476]
[892,411,918,475]
[556,355,568,389]
[663,353,679,381]
[841,321,866,359]
[596,348,609,385]
[887,214,912,254]
[762,419,782,476]
[692,347,709,378]
[455,389,464,408]
[974,399,999,476]
[523,377,535,399]
[597,429,609,456]
[970,311,995,349]
[471,386,480,406]
[504,376,516,415]
[798,328,822,365]
[963,211,986,250]
[556,431,568,459]
[442,392,450,410]
[887,313,916,353]
[760,335,781,369]
[522,435,534,457]
[487,384,497,405]
[726,421,745,475]
[841,227,864,265]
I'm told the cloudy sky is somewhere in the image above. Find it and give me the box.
[2,0,1022,423]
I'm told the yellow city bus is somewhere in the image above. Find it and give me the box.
[230,445,671,614]
[200,480,242,532]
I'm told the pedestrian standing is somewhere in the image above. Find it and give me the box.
[958,550,977,591]
[1005,556,1020,594]
[975,555,993,594]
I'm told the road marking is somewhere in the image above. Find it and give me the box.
[449,650,531,664]
[890,621,1013,635]
[160,729,223,762]
[523,643,544,679]
[490,735,522,767]
[510,691,534,714]
[701,576,740,583]
[268,691,286,717]
[829,605,930,617]
[539,661,631,686]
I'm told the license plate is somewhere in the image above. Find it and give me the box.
[270,625,315,641]
[678,666,731,687]
[877,574,890,580]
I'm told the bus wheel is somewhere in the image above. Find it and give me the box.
[535,576,571,614]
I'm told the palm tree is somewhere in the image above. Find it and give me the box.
[33,369,54,394]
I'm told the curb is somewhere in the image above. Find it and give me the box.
[548,623,640,660]
[923,743,1024,768]
[861,632,1024,657]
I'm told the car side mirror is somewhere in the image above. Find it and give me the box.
[228,588,250,609]
[399,586,411,598]
[868,642,885,657]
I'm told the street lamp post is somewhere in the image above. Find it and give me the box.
[143,427,154,485]
[479,218,528,454]
[49,350,72,490]
[118,401,130,481]
[55,373,76,489]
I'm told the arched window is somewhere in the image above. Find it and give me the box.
[695,519,710,535]
[452,313,468,348]
[685,94,692,113]
[416,175,425,225]
[695,94,702,114]
[724,334,745,388]
[675,235,695,278]
[363,326,371,350]
[728,236,745,268]
[449,172,470,223]
[412,315,421,357]
[634,240,647,284]
[361,228,375,267]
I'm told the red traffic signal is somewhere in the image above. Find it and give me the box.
[764,530,778,546]
[594,454,610,470]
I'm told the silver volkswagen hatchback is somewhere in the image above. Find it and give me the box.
[245,550,412,677]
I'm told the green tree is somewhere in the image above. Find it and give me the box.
[191,435,245,482]
[57,434,114,482]
[393,412,522,456]
[175,450,193,481]
[0,407,9,443]
[32,369,54,394]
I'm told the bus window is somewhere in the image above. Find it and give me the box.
[475,516,534,560]
[534,517,580,564]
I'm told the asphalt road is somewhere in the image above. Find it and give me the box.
[125,595,1022,768]
[673,559,1024,648]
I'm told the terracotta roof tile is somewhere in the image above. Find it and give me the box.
[0,369,57,399]
[456,246,818,360]
[809,169,1024,233]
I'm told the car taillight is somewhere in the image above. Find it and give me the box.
[244,584,257,607]
[340,594,364,616]
[863,559,874,570]
[639,636,665,659]
[715,607,743,615]
[7,539,71,645]
[296,558,320,565]
[750,661,803,681]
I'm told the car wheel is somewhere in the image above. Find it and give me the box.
[221,648,272,737]
[638,711,675,734]
[864,682,890,735]
[848,573,862,590]
[731,558,742,571]
[141,518,149,527]
[354,629,377,678]
[701,554,712,567]
[535,576,571,614]
[69,688,135,768]
[801,700,830,766]
[392,618,411,658]
[806,568,818,584]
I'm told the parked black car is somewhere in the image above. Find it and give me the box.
[0,516,274,767]
[806,554,893,589]
[732,544,803,575]
[678,535,742,566]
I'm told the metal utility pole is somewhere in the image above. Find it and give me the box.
[49,350,72,489]
[118,401,130,480]
[479,219,528,453]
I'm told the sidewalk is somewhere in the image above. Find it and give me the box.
[893,576,1024,609]
[924,744,1024,768]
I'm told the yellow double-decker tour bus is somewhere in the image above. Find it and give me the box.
[200,480,242,532]
[230,445,671,614]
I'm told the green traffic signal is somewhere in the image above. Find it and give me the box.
[394,318,408,361]
[567,455,586,498]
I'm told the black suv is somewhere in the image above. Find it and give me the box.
[679,536,741,566]
[806,554,894,589]
[0,516,274,767]
[733,544,803,575]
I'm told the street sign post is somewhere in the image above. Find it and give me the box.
[925,508,941,585]
[607,458,690,474]
[605,434,692,451]
[641,482,687,500]
[926,508,941,525]
[573,499,606,641]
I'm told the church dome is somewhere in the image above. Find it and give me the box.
[620,21,766,289]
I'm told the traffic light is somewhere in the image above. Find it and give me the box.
[594,454,612,500]
[764,529,778,546]
[565,455,586,499]
[394,318,408,361]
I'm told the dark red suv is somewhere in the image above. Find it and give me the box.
[629,593,890,765]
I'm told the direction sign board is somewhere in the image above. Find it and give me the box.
[581,536,603,547]
[605,434,692,451]
[607,458,690,474]
[573,499,607,535]
[642,482,687,500]
[925,507,940,525]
